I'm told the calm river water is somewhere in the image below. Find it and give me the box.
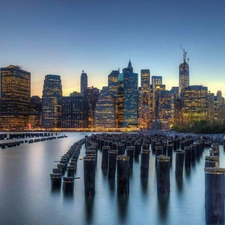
[0,132,224,225]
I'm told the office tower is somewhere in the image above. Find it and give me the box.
[152,76,162,87]
[84,86,100,128]
[80,70,88,95]
[140,69,150,128]
[94,86,115,128]
[179,48,189,95]
[29,96,42,128]
[151,75,163,113]
[0,65,31,128]
[153,84,166,124]
[155,90,175,130]
[108,69,119,98]
[118,60,138,128]
[181,85,208,122]
[62,95,89,128]
[42,75,62,128]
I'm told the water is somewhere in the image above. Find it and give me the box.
[0,132,224,225]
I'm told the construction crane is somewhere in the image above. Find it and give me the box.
[179,45,189,62]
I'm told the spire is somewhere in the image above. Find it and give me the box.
[127,59,133,72]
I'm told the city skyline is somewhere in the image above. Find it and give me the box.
[1,0,225,96]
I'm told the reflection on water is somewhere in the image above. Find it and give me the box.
[175,176,183,193]
[157,193,170,223]
[140,177,148,194]
[85,196,95,224]
[117,196,129,223]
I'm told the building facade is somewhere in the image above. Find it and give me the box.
[140,69,150,128]
[94,86,115,128]
[42,75,62,128]
[155,90,175,129]
[181,85,208,122]
[62,95,89,128]
[29,96,42,128]
[84,86,100,128]
[0,65,31,128]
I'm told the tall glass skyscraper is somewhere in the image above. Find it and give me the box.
[80,70,88,95]
[179,49,189,95]
[0,65,31,128]
[118,60,138,128]
[108,69,119,98]
[42,75,62,128]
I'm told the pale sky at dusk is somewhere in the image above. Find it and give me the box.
[0,0,225,96]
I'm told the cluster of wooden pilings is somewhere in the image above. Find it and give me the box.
[50,138,85,191]
[0,132,67,149]
[205,141,225,225]
[83,133,208,197]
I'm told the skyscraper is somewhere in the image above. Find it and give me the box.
[181,85,208,122]
[29,96,42,128]
[0,65,31,128]
[42,75,62,128]
[80,70,88,95]
[84,86,100,128]
[152,76,162,87]
[108,69,119,97]
[94,86,115,128]
[118,60,138,128]
[179,48,189,95]
[155,90,175,130]
[62,95,89,128]
[140,69,150,128]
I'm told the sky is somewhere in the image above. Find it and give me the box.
[0,0,225,97]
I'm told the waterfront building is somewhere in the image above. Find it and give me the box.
[80,70,88,95]
[42,75,62,128]
[155,90,175,130]
[84,86,100,128]
[179,49,189,95]
[117,60,138,128]
[29,96,42,128]
[181,85,208,122]
[94,86,115,128]
[0,65,31,129]
[153,84,166,121]
[62,95,89,128]
[140,69,150,128]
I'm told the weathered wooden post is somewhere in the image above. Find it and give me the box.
[157,155,170,195]
[205,168,225,225]
[117,155,130,196]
